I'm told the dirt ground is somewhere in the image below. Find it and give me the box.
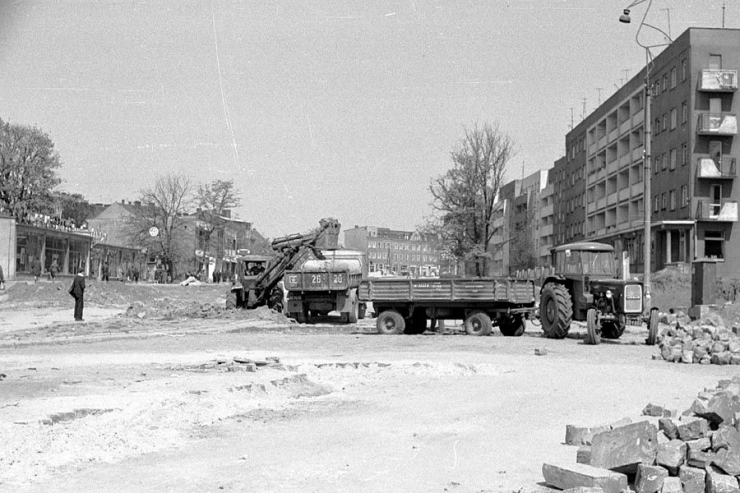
[0,279,739,492]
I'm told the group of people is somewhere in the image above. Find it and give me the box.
[100,262,141,283]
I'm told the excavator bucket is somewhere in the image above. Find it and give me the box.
[316,218,340,250]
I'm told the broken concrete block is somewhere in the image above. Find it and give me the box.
[677,417,710,441]
[634,464,669,493]
[689,398,708,415]
[712,425,740,452]
[245,363,257,372]
[590,421,658,474]
[679,465,706,493]
[577,446,592,465]
[700,393,740,427]
[542,463,628,493]
[644,403,666,417]
[686,437,712,453]
[566,425,592,446]
[661,477,682,493]
[712,352,732,365]
[656,439,687,475]
[659,418,679,440]
[534,348,548,356]
[609,417,632,429]
[563,487,605,493]
[681,350,694,364]
[687,448,713,468]
[705,466,740,493]
[712,448,740,476]
[663,409,678,418]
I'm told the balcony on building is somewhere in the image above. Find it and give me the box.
[699,70,738,92]
[697,157,736,179]
[696,200,739,222]
[697,113,738,136]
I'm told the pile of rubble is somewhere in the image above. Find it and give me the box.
[543,376,740,493]
[657,311,740,365]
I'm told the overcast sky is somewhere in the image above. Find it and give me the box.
[0,0,736,237]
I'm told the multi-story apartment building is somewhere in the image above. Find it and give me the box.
[343,225,441,276]
[490,169,550,276]
[561,27,740,276]
[537,166,557,266]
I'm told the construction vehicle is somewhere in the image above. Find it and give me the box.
[283,249,367,323]
[226,218,340,312]
[359,277,537,335]
[539,242,659,345]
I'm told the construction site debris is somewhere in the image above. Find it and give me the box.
[541,462,628,493]
[657,311,740,365]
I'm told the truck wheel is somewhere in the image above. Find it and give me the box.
[601,314,626,339]
[646,308,660,345]
[586,308,600,345]
[499,314,525,337]
[540,283,573,339]
[226,291,237,310]
[358,303,367,320]
[464,311,492,336]
[377,310,405,335]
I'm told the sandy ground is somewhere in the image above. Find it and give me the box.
[0,280,738,492]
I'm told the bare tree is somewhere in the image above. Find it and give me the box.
[196,179,241,275]
[509,194,538,273]
[429,123,514,276]
[128,173,194,280]
[0,119,62,216]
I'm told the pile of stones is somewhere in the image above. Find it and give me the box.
[656,311,740,365]
[543,376,740,493]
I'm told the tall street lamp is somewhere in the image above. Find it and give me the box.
[619,0,672,310]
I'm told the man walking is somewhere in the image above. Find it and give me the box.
[69,269,86,321]
[30,256,42,282]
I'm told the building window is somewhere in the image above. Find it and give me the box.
[682,59,687,81]
[705,231,724,259]
[654,196,660,213]
[662,152,668,170]
[671,67,677,88]
[710,184,722,217]
[682,185,689,207]
[670,148,677,170]
[670,190,676,210]
[655,118,661,135]
[682,102,688,123]
[681,143,688,166]
[654,154,661,173]
[670,108,677,129]
[662,192,668,210]
[662,74,668,92]
[662,115,667,132]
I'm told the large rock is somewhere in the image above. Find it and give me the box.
[661,477,682,493]
[686,437,712,453]
[679,465,706,493]
[677,417,710,441]
[700,393,740,427]
[590,421,658,474]
[712,448,740,476]
[656,439,687,475]
[659,418,679,440]
[705,466,740,493]
[713,425,740,452]
[577,446,592,465]
[687,448,713,468]
[566,425,592,446]
[542,463,628,493]
[634,464,669,493]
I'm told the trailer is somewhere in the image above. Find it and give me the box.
[284,249,368,323]
[359,277,537,335]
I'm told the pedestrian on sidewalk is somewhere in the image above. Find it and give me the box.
[101,262,109,282]
[68,269,86,321]
[30,256,42,282]
[49,259,60,281]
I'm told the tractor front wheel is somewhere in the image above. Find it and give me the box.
[646,308,660,345]
[540,283,573,339]
[601,314,626,339]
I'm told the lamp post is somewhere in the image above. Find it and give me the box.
[619,0,672,310]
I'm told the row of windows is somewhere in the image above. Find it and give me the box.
[651,59,688,98]
[654,143,689,173]
[368,241,432,252]
[653,186,690,212]
[368,252,438,263]
[654,102,688,136]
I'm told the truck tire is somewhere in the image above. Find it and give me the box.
[601,314,626,339]
[499,314,525,337]
[377,310,405,335]
[464,311,492,336]
[358,303,366,320]
[646,308,660,345]
[586,308,600,345]
[540,283,573,339]
[226,291,237,310]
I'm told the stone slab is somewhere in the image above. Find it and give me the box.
[590,421,658,474]
[542,463,628,493]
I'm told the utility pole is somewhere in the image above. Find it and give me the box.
[569,108,574,130]
[581,98,587,120]
[660,8,672,39]
[596,87,603,106]
[722,2,726,28]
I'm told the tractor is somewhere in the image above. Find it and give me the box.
[539,242,659,345]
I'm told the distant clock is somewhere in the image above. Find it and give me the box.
[148,226,159,237]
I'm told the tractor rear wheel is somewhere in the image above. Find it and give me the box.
[499,314,526,337]
[464,311,492,336]
[377,310,405,335]
[586,308,600,345]
[540,283,573,339]
[226,291,237,310]
[646,308,660,345]
[601,314,626,339]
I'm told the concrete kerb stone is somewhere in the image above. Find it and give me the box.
[589,421,659,474]
[541,463,628,493]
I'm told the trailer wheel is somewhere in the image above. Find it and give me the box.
[464,311,492,336]
[226,291,237,310]
[646,308,660,346]
[377,310,405,335]
[586,308,600,345]
[499,314,525,337]
[540,283,573,339]
[601,314,626,339]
